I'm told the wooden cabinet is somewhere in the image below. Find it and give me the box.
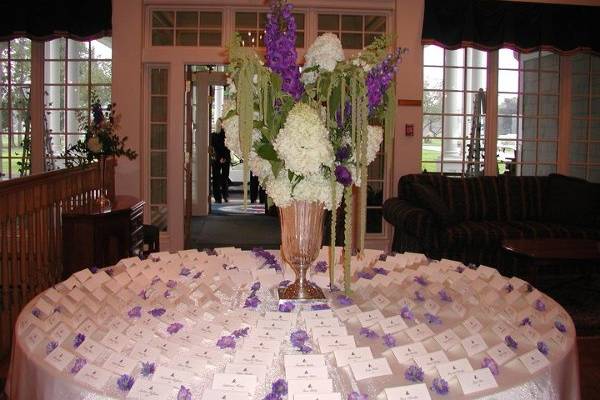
[62,195,144,278]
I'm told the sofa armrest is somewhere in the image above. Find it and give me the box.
[383,198,438,240]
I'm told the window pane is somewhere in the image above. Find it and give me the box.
[10,62,30,83]
[67,40,89,59]
[151,152,167,177]
[199,31,221,47]
[11,86,30,108]
[364,16,385,32]
[445,49,464,67]
[424,67,443,89]
[444,68,463,90]
[152,30,174,46]
[67,86,88,109]
[467,48,487,67]
[90,39,112,59]
[466,68,486,91]
[341,33,362,49]
[570,141,587,163]
[293,13,305,29]
[153,11,174,28]
[199,12,222,29]
[235,12,257,29]
[499,49,519,69]
[151,179,167,203]
[91,61,111,84]
[318,14,339,31]
[341,15,362,31]
[151,97,167,122]
[151,69,168,95]
[67,61,88,84]
[151,124,167,149]
[498,70,519,92]
[176,11,197,28]
[424,45,444,66]
[176,30,198,46]
[443,91,464,114]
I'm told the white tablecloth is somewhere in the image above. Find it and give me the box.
[5,249,580,399]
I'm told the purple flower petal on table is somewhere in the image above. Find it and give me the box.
[232,327,249,338]
[106,268,114,276]
[337,294,353,305]
[482,357,499,376]
[455,266,465,273]
[73,333,86,348]
[117,374,135,391]
[373,267,389,275]
[192,271,203,279]
[32,308,42,318]
[414,275,429,286]
[438,289,453,302]
[70,357,86,374]
[216,335,236,350]
[311,303,330,311]
[299,344,312,353]
[271,378,288,396]
[431,377,450,395]
[179,267,191,276]
[251,281,261,292]
[329,284,341,292]
[164,290,172,298]
[519,317,532,326]
[149,308,166,317]
[128,306,142,319]
[244,295,261,309]
[505,335,518,349]
[53,307,61,314]
[414,290,425,302]
[348,392,368,400]
[383,334,396,348]
[279,280,291,288]
[537,341,550,356]
[400,305,414,321]
[263,393,280,400]
[404,365,425,382]
[177,385,192,400]
[139,289,149,300]
[534,299,546,312]
[278,301,295,312]
[151,276,161,285]
[166,280,177,289]
[526,283,534,292]
[290,330,309,346]
[89,266,98,274]
[359,328,379,339]
[314,261,328,273]
[356,271,374,280]
[140,361,156,377]
[46,341,58,355]
[505,283,514,293]
[167,322,184,335]
[555,320,567,333]
[424,313,442,325]
[205,248,217,256]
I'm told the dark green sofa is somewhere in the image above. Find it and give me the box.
[383,173,600,273]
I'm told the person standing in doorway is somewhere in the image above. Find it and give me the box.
[210,118,231,203]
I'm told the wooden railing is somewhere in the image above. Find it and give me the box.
[0,159,114,358]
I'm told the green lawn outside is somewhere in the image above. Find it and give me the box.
[1,148,27,178]
[421,138,508,175]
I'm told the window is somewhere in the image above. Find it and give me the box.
[317,14,386,50]
[151,10,223,47]
[569,54,600,182]
[422,45,487,175]
[0,39,32,180]
[44,38,112,170]
[235,11,305,48]
[149,67,168,231]
[366,144,385,234]
[497,49,559,176]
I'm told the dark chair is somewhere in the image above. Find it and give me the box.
[142,224,160,255]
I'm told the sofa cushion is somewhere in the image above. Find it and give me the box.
[440,221,527,247]
[500,175,547,221]
[445,177,505,222]
[412,183,457,225]
[544,173,600,228]
[508,221,600,240]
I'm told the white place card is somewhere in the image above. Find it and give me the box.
[482,290,500,305]
[73,363,112,391]
[436,358,474,382]
[423,299,440,315]
[200,390,248,400]
[103,353,137,375]
[127,381,174,400]
[505,290,521,305]
[525,289,542,305]
[519,349,550,374]
[405,323,435,342]
[285,354,326,369]
[491,321,513,339]
[44,287,63,304]
[312,326,348,339]
[286,366,328,380]
[194,321,224,341]
[391,342,428,364]
[241,337,281,356]
[233,349,273,366]
[371,294,391,309]
[397,297,416,310]
[489,276,508,291]
[301,309,334,320]
[190,345,224,366]
[457,368,498,394]
[451,301,467,318]
[129,341,162,361]
[17,315,35,334]
[83,297,100,314]
[58,276,78,291]
[319,335,356,353]
[251,327,282,341]
[73,268,93,283]
[78,319,98,337]
[379,315,408,335]
[305,317,340,333]
[544,328,567,350]
[155,367,197,391]
[414,350,450,370]
[44,348,75,371]
[463,316,483,334]
[461,334,488,357]
[34,297,54,316]
[24,327,45,352]
[334,346,373,367]
[154,338,180,355]
[225,363,267,383]
[100,330,129,352]
[288,379,333,396]
[333,305,361,322]
[212,373,258,393]
[264,311,297,323]
[294,393,341,400]
[169,353,208,374]
[349,357,392,381]
[519,325,541,344]
[67,287,86,303]
[487,342,516,365]
[434,328,461,351]
[384,383,432,400]
[76,338,107,362]
[103,278,123,294]
[356,309,385,327]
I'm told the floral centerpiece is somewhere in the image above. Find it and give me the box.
[225,0,406,295]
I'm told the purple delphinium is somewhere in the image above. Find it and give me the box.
[149,307,166,317]
[337,294,353,305]
[279,301,295,312]
[348,392,368,400]
[128,306,142,319]
[166,280,177,289]
[70,357,86,374]
[311,303,330,310]
[177,385,192,400]
[359,328,379,339]
[46,340,58,355]
[314,261,328,273]
[117,374,135,392]
[414,275,428,286]
[216,335,236,350]
[424,313,442,325]
[140,361,156,377]
[537,341,550,356]
[383,334,396,348]
[244,295,261,309]
[555,320,567,333]
[404,365,425,382]
[400,305,414,320]
[356,270,374,280]
[482,357,499,376]
[505,283,514,293]
[335,165,353,186]
[534,299,546,312]
[180,267,191,276]
[438,289,453,302]
[520,317,532,327]
[431,377,449,395]
[366,48,404,115]
[414,290,425,302]
[335,145,351,162]
[233,327,250,338]
[505,335,518,350]
[373,267,389,275]
[167,322,184,335]
[73,333,86,348]
[271,378,288,397]
[264,0,304,100]
[290,330,309,348]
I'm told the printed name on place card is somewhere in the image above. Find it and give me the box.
[233,349,273,366]
[212,373,258,393]
[24,327,45,352]
[294,393,342,400]
[349,357,393,380]
[49,322,72,344]
[284,354,326,369]
[100,330,129,352]
[334,305,361,322]
[288,379,333,396]
[169,353,208,374]
[319,335,356,353]
[155,367,197,390]
[457,368,498,394]
[461,334,488,357]
[126,381,174,400]
[103,353,137,375]
[462,316,483,334]
[44,348,75,371]
[544,328,567,351]
[379,315,408,335]
[384,383,432,400]
[413,350,450,370]
[73,363,112,391]
[486,342,516,365]
[356,309,385,327]
[312,326,348,339]
[73,268,93,283]
[405,323,435,342]
[391,342,427,364]
[305,317,340,333]
[301,309,335,320]
[334,347,373,367]
[129,341,162,361]
[519,349,550,374]
[434,328,461,351]
[371,294,391,309]
[436,358,474,382]
[225,363,267,383]
[76,338,107,362]
[43,287,63,304]
[286,366,329,380]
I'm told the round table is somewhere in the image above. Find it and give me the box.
[5,248,580,399]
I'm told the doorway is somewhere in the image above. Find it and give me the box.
[184,65,280,250]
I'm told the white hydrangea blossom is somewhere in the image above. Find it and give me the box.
[248,150,273,182]
[302,33,345,84]
[273,103,333,176]
[222,114,241,157]
[264,171,293,208]
[293,174,343,210]
[366,125,384,164]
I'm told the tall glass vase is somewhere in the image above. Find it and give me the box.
[278,200,326,300]
[96,154,112,212]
